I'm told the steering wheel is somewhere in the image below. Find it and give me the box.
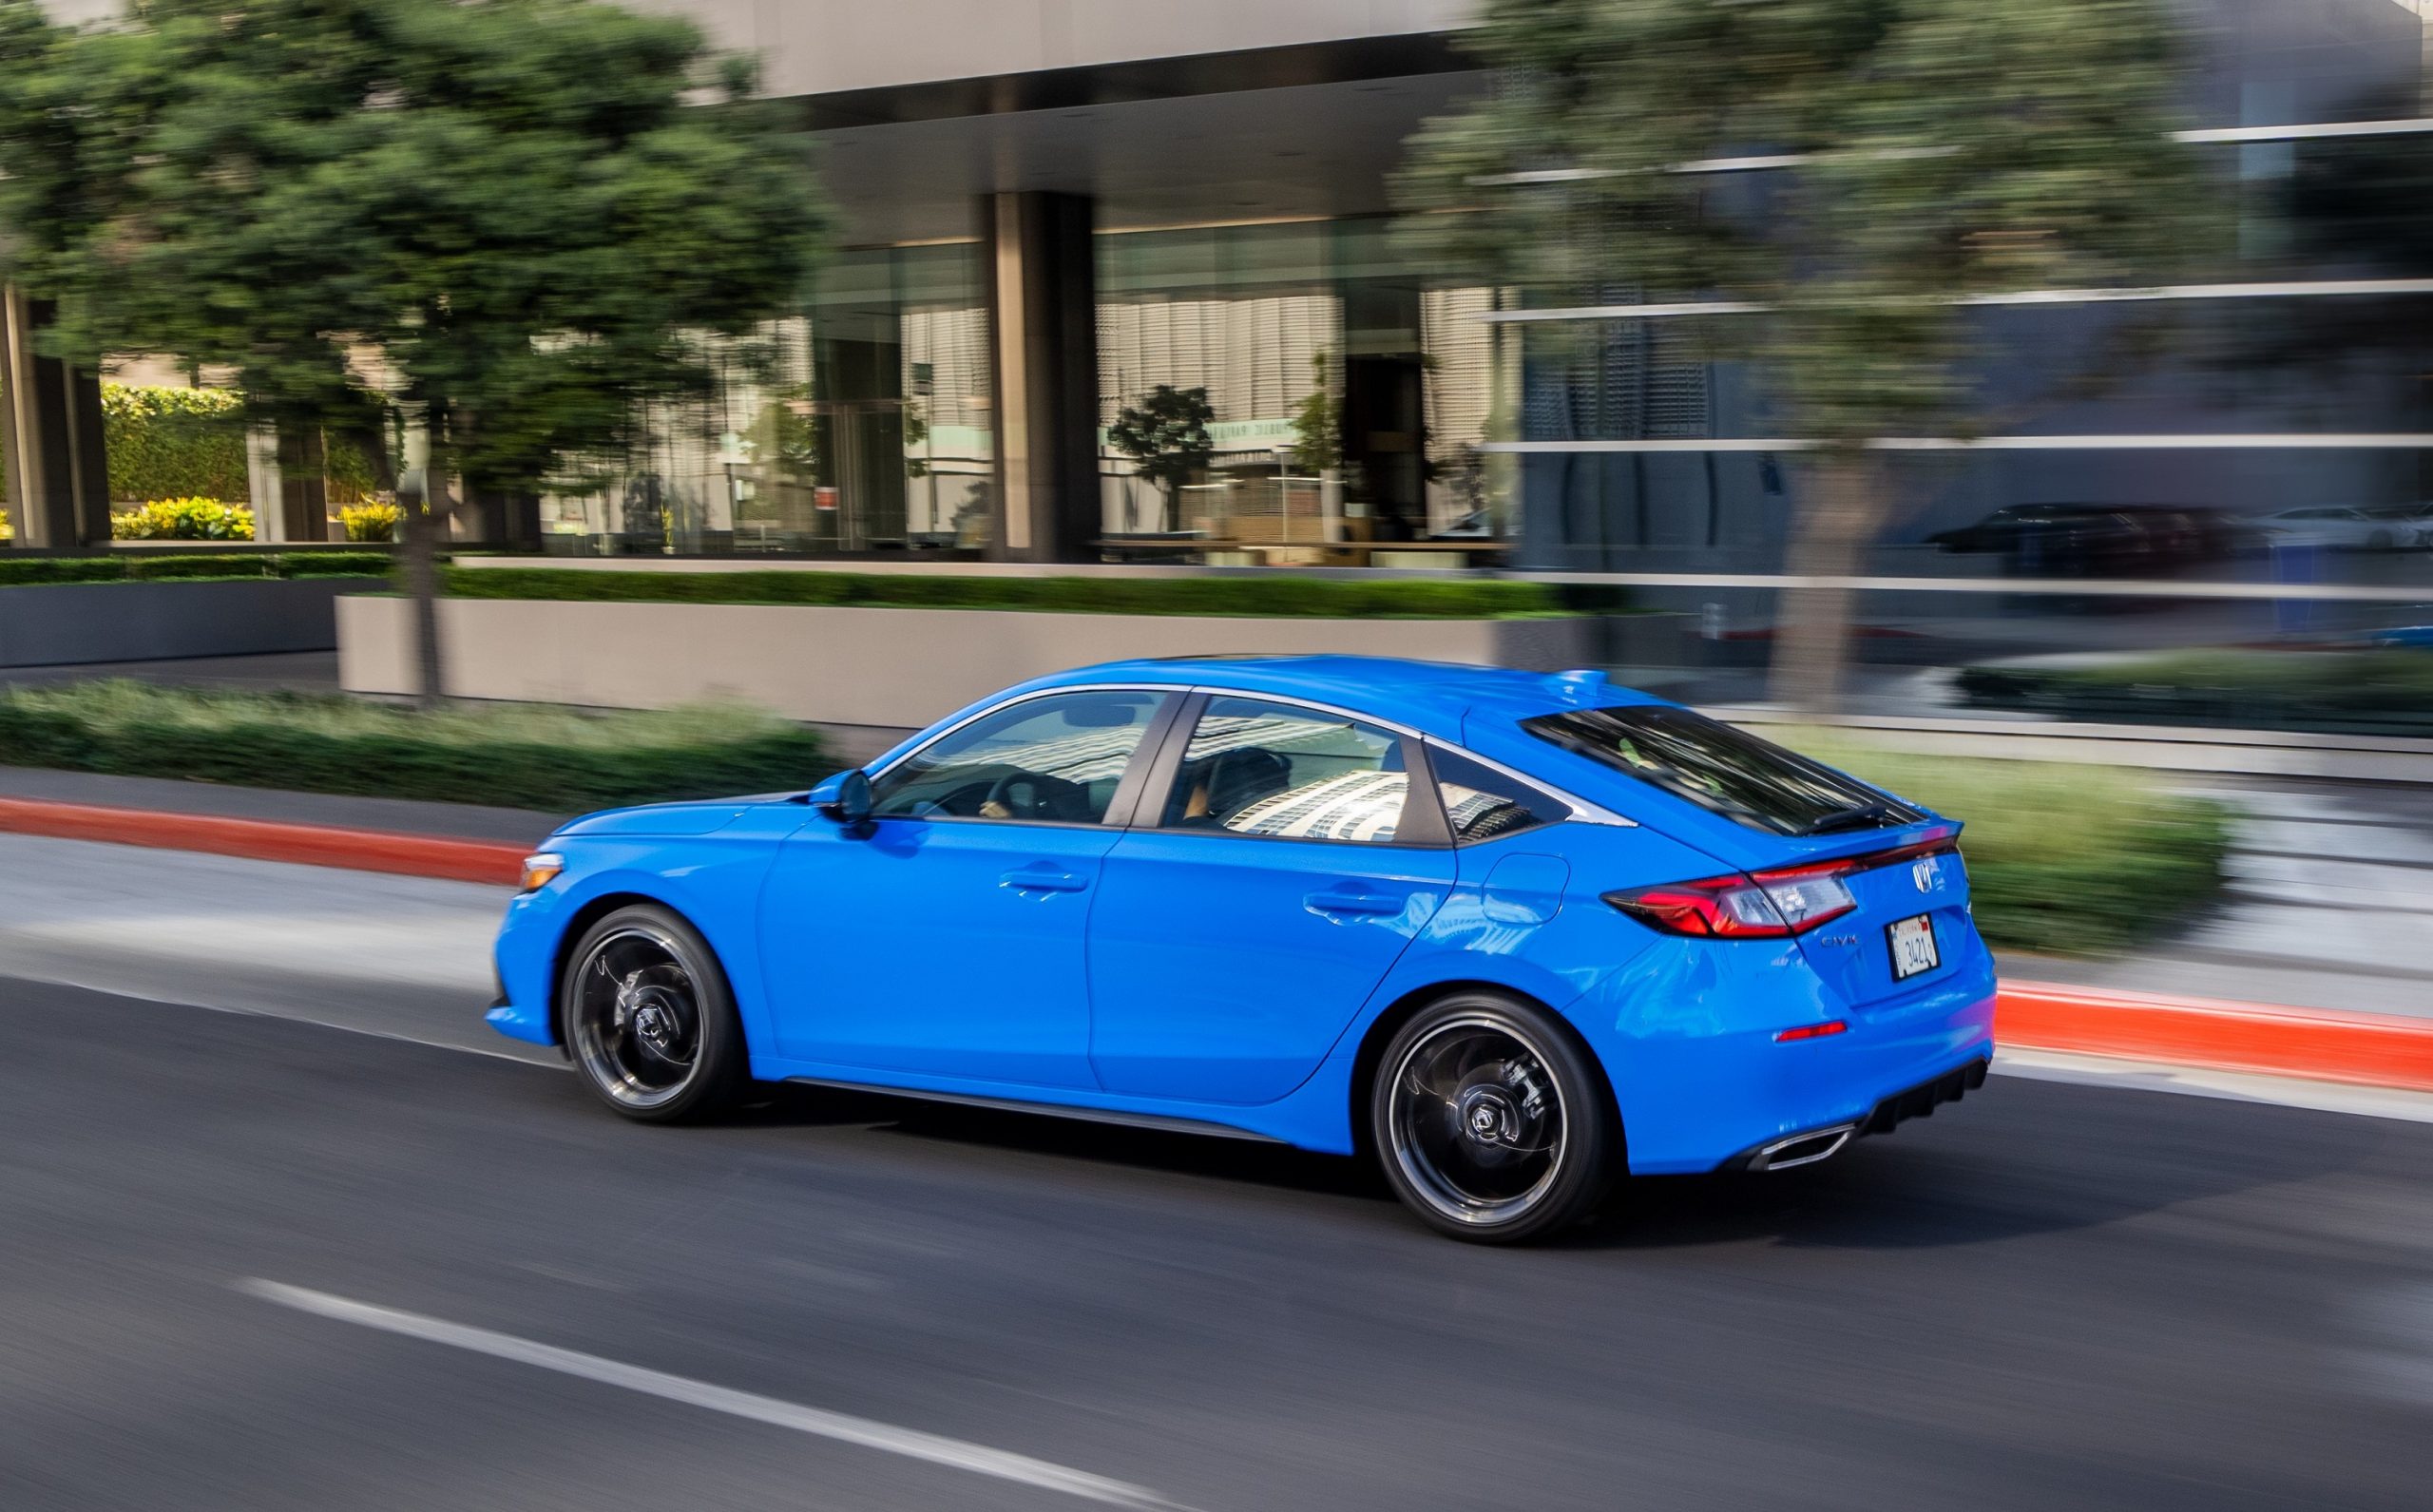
[982,770,1091,822]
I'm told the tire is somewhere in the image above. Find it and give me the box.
[1370,991,1617,1243]
[559,903,751,1123]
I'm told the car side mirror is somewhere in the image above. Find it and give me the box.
[809,769,873,828]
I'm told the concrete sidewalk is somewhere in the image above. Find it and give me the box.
[2007,776,2433,1021]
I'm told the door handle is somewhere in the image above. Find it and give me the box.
[1304,889,1405,917]
[1000,866,1089,894]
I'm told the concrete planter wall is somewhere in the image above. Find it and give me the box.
[0,578,355,668]
[338,595,1598,729]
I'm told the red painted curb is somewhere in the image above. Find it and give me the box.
[0,796,528,886]
[2000,981,2433,1094]
[1,793,2426,1094]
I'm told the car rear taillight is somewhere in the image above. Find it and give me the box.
[1603,832,1959,940]
[1601,871,1855,938]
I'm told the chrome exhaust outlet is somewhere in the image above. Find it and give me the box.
[1751,1123,1857,1172]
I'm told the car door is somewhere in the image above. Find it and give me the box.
[757,687,1176,1088]
[1086,692,1460,1105]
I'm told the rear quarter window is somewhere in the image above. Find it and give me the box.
[1521,706,1917,836]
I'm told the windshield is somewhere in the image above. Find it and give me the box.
[1521,706,1922,836]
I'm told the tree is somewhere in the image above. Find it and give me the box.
[1290,352,1342,473]
[0,0,824,704]
[1107,384,1215,533]
[1397,0,2222,713]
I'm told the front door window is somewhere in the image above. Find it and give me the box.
[873,689,1166,826]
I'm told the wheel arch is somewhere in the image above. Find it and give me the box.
[1346,979,1624,1164]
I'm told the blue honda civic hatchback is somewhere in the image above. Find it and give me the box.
[489,656,1994,1242]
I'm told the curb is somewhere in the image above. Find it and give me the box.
[3,794,2427,1093]
[0,796,527,886]
[1998,982,2433,1095]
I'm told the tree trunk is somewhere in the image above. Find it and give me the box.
[1767,454,1887,717]
[400,409,452,710]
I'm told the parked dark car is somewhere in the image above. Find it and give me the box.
[1926,503,2237,576]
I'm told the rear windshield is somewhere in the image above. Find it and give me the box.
[1521,706,1920,836]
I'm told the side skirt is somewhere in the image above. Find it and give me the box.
[782,1077,1292,1144]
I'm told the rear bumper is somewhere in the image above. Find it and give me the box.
[1727,1058,1988,1172]
[1574,933,1998,1176]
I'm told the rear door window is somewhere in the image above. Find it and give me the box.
[1159,696,1417,844]
[1522,705,1917,836]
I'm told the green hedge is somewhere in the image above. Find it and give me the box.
[1784,728,2231,956]
[1959,649,2433,737]
[440,565,1587,619]
[102,384,251,503]
[0,681,828,812]
[0,551,392,587]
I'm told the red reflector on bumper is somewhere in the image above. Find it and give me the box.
[1774,1020,1849,1043]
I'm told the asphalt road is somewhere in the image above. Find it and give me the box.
[6,967,2433,1511]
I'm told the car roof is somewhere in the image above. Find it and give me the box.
[1018,654,1668,742]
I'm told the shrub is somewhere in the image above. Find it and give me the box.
[341,502,402,542]
[1959,649,2433,737]
[440,565,1582,620]
[0,551,391,587]
[101,384,250,503]
[323,431,384,506]
[110,497,257,541]
[0,681,827,812]
[1779,727,2231,957]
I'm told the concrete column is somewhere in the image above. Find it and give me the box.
[246,425,284,539]
[246,424,330,543]
[1,287,111,548]
[983,191,1100,563]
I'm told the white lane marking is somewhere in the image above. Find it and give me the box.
[1995,1049,2433,1125]
[237,1280,1192,1511]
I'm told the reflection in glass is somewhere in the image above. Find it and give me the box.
[1096,219,1505,567]
[536,243,993,557]
[1161,697,1413,843]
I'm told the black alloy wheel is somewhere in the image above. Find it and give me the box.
[1372,992,1617,1243]
[562,903,749,1122]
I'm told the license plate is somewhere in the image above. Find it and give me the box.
[1887,913,1941,981]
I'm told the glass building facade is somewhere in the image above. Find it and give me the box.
[494,0,2425,605]
[534,242,996,557]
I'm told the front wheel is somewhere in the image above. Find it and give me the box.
[561,904,750,1123]
[1371,993,1617,1243]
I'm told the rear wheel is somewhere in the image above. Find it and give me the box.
[1371,992,1616,1243]
[561,904,749,1123]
